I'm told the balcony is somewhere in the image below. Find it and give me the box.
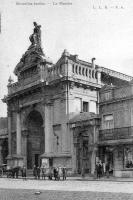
[99,127,133,141]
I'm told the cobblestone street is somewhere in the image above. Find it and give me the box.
[0,178,133,199]
[0,189,133,200]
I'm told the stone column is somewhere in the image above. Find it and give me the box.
[7,110,12,157]
[0,144,3,165]
[91,125,98,174]
[22,129,28,167]
[91,147,97,174]
[16,112,21,155]
[44,104,51,153]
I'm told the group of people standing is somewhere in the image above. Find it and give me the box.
[95,161,110,179]
[33,165,67,180]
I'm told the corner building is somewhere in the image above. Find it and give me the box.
[99,82,133,177]
[3,23,133,175]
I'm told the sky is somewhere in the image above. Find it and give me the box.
[0,0,133,117]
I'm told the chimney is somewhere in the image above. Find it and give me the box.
[91,57,96,68]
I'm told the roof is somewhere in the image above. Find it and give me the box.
[59,51,133,83]
[69,112,100,124]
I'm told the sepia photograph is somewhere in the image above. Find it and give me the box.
[0,0,133,199]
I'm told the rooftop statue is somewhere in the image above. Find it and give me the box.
[29,22,41,47]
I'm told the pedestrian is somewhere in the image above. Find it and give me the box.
[96,162,100,179]
[98,160,103,178]
[37,166,40,179]
[41,166,46,180]
[58,167,62,180]
[62,167,67,180]
[22,166,27,180]
[56,167,59,180]
[106,162,110,178]
[99,160,103,178]
[53,167,57,180]
[33,165,37,179]
[102,162,106,176]
[53,167,56,180]
[48,167,52,180]
[81,167,85,178]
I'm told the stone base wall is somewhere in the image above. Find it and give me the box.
[7,156,24,167]
[114,170,133,178]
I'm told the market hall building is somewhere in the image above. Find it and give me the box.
[2,22,133,176]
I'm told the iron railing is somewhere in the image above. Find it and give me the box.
[99,127,133,141]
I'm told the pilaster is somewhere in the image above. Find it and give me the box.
[16,111,21,155]
[7,109,12,157]
[91,146,98,174]
[22,129,28,167]
[44,102,53,154]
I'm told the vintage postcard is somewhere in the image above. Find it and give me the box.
[0,0,133,199]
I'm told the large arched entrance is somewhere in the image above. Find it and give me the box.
[26,110,44,169]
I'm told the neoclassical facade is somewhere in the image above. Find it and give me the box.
[3,22,133,174]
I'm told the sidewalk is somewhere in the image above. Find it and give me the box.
[2,174,133,182]
[71,175,133,182]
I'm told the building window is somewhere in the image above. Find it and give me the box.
[74,98,82,113]
[124,147,133,168]
[103,114,113,129]
[83,101,89,112]
[89,101,96,114]
[104,92,111,101]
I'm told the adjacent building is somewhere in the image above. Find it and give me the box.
[0,118,8,165]
[99,82,133,177]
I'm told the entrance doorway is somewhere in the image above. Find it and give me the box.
[26,110,44,169]
[99,146,114,175]
[35,154,39,167]
[76,134,90,173]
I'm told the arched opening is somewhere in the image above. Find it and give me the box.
[1,139,8,164]
[26,110,44,169]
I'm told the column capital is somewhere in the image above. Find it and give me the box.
[7,108,12,117]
